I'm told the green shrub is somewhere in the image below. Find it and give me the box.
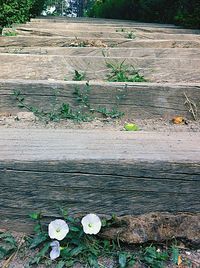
[87,0,200,29]
[175,1,200,28]
[0,0,46,31]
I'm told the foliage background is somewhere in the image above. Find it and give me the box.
[87,0,200,29]
[0,0,199,32]
[0,0,46,31]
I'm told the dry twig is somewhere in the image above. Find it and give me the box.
[184,92,198,121]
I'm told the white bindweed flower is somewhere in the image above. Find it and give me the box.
[48,219,69,241]
[50,240,60,260]
[81,214,101,235]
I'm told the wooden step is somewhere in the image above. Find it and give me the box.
[1,79,200,119]
[1,36,200,49]
[1,47,199,59]
[0,54,200,82]
[4,27,200,41]
[0,128,199,230]
[31,17,179,27]
[17,22,200,34]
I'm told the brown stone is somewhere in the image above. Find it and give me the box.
[100,212,200,246]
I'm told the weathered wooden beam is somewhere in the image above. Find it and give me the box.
[4,27,200,40]
[0,47,199,59]
[0,54,200,82]
[1,36,200,49]
[30,17,178,27]
[1,80,200,118]
[0,128,199,231]
[14,22,200,34]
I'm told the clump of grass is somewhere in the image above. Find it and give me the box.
[73,70,86,81]
[106,60,147,82]
[3,31,17,36]
[126,31,136,39]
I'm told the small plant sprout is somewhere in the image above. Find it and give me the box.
[48,219,69,241]
[106,60,147,82]
[73,70,86,81]
[126,31,136,39]
[50,240,61,260]
[81,214,102,235]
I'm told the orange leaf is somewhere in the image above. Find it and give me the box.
[178,255,182,266]
[172,116,185,124]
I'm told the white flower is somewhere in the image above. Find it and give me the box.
[81,214,101,235]
[50,240,60,260]
[48,219,69,241]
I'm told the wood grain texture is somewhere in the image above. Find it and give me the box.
[5,27,200,41]
[1,128,200,162]
[1,80,200,118]
[0,54,200,82]
[30,17,179,27]
[1,47,200,59]
[0,128,199,231]
[15,23,200,34]
[1,36,200,49]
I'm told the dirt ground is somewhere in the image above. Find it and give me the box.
[0,230,199,268]
[0,112,200,132]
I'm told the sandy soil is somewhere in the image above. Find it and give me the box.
[0,112,200,132]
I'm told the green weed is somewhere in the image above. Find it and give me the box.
[0,232,17,260]
[3,31,17,36]
[26,212,185,268]
[106,60,147,82]
[13,83,124,123]
[73,70,86,81]
[142,245,169,268]
[125,31,136,39]
[27,211,118,267]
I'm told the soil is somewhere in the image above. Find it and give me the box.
[0,230,199,268]
[0,112,200,132]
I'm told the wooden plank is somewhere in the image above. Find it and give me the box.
[1,36,200,49]
[0,54,200,82]
[5,27,200,40]
[1,128,200,162]
[0,128,199,231]
[30,17,179,27]
[16,22,200,34]
[0,47,199,59]
[1,79,200,118]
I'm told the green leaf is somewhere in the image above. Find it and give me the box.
[69,245,84,257]
[88,255,99,268]
[70,226,80,232]
[124,123,139,131]
[29,212,41,220]
[56,260,65,268]
[171,246,179,264]
[18,103,25,108]
[29,233,48,249]
[29,242,50,265]
[119,253,127,268]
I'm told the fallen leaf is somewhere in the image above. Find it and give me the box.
[172,116,185,124]
[178,255,182,266]
[124,123,139,131]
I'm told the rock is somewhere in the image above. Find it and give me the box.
[100,212,200,247]
[16,112,37,121]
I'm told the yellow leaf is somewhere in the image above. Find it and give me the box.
[172,116,185,124]
[178,255,182,266]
